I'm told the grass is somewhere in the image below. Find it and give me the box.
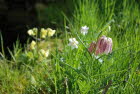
[0,0,140,93]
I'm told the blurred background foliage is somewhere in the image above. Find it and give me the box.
[0,0,75,53]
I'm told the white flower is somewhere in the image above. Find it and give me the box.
[81,25,89,35]
[60,58,64,62]
[98,58,103,63]
[68,38,79,49]
[94,55,99,59]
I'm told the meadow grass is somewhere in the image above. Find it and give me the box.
[0,0,140,94]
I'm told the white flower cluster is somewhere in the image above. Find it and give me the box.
[68,25,89,49]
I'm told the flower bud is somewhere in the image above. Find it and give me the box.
[88,41,96,53]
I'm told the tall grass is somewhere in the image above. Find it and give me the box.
[0,0,140,93]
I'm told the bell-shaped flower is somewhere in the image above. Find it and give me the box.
[81,25,89,35]
[68,38,79,49]
[95,36,112,55]
[88,35,113,55]
[88,41,96,53]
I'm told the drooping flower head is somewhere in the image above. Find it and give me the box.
[88,41,96,53]
[68,38,79,49]
[81,25,89,35]
[95,36,112,55]
[88,35,113,55]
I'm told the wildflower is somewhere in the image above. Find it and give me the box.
[27,29,35,36]
[81,25,89,35]
[40,49,49,57]
[88,41,96,53]
[98,58,103,63]
[95,36,113,55]
[68,38,79,49]
[47,28,56,37]
[27,28,38,36]
[60,58,64,62]
[30,41,36,50]
[32,28,38,35]
[88,35,113,55]
[40,28,48,38]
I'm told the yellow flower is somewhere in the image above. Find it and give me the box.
[32,28,38,35]
[30,41,36,50]
[27,28,38,36]
[27,29,35,36]
[40,49,49,57]
[40,28,48,38]
[47,28,56,37]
